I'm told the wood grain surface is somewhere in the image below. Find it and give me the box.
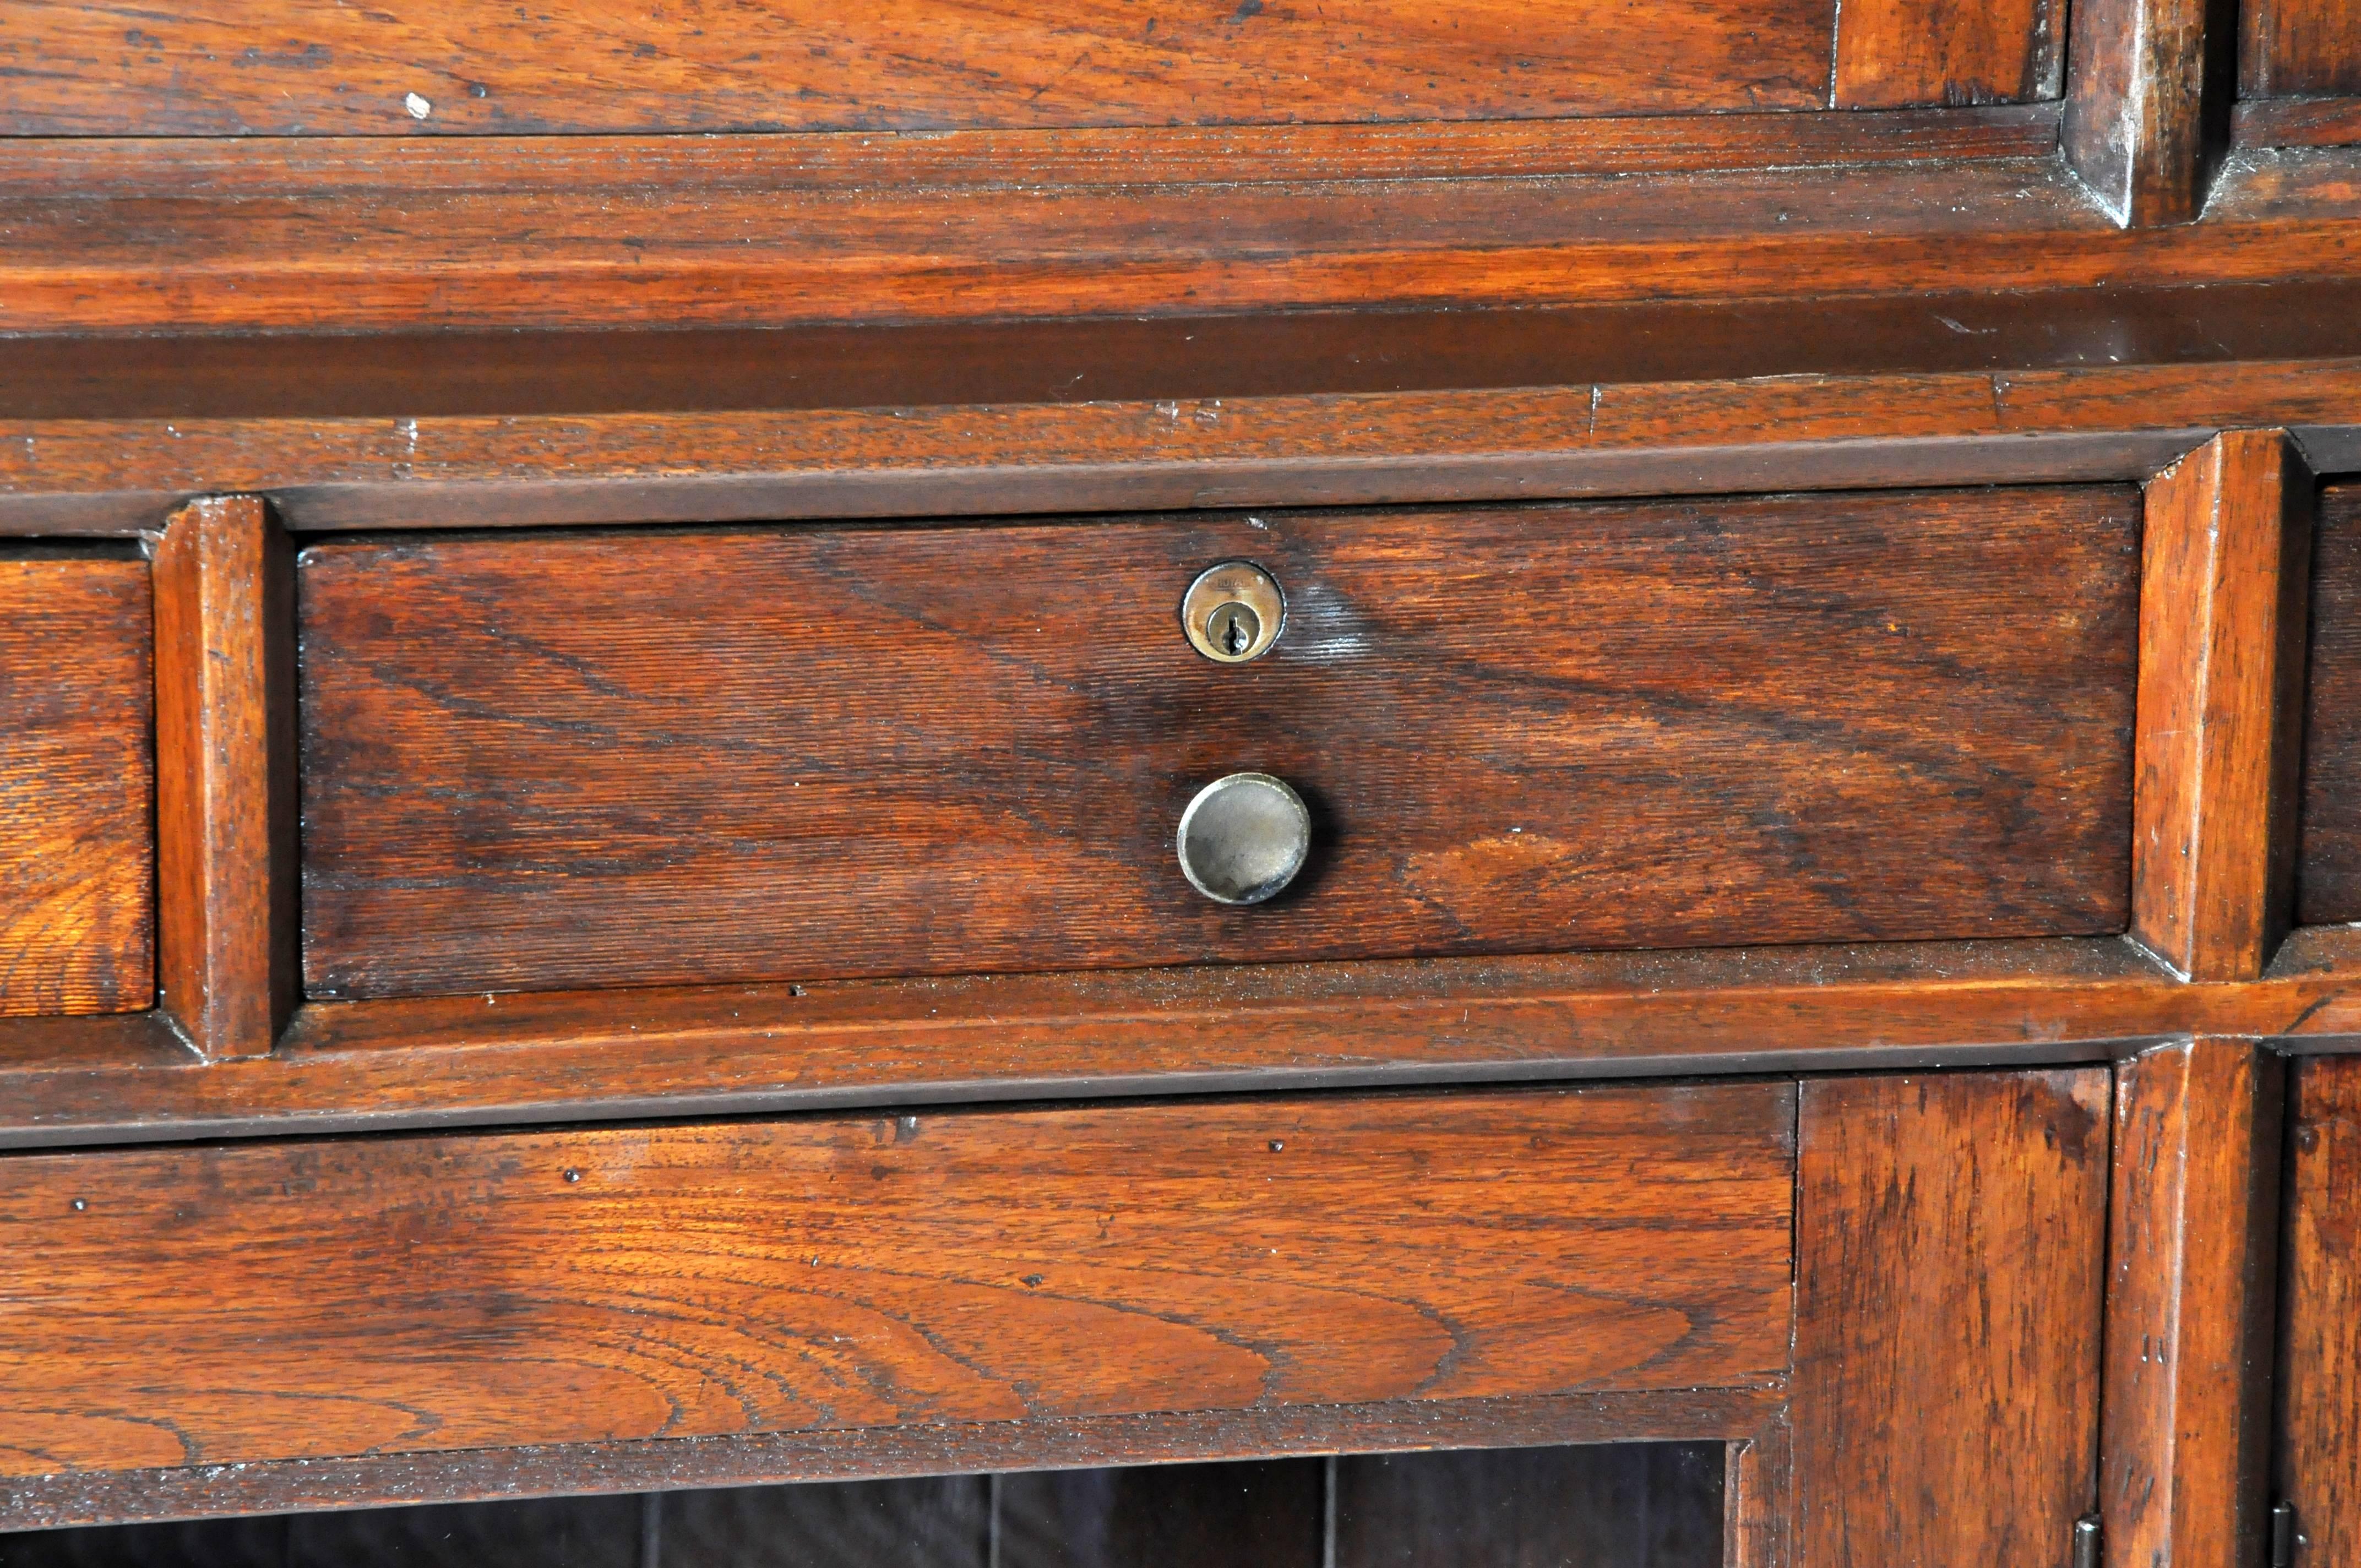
[0,0,1837,136]
[2101,1039,2283,1568]
[0,551,153,1017]
[298,491,2137,1001]
[153,498,301,1058]
[2062,0,2229,225]
[2243,0,2361,98]
[0,1084,1796,1480]
[1834,0,2061,108]
[1791,1070,2109,1566]
[2298,482,2361,924]
[10,142,2361,336]
[2133,432,2314,979]
[2277,1054,2361,1568]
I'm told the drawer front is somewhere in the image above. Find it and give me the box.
[2303,481,2361,922]
[0,551,154,1016]
[0,0,2056,137]
[300,489,2137,1001]
[0,1082,1795,1477]
[2242,0,2361,98]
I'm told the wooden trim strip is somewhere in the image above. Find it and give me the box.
[150,498,301,1059]
[0,1384,1783,1532]
[4,934,2353,1150]
[2234,95,2361,149]
[2132,432,2317,981]
[0,110,2066,196]
[9,357,2361,538]
[2100,1038,2284,1567]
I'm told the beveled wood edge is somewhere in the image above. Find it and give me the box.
[0,1384,1785,1533]
[15,357,2361,536]
[3,933,2353,1151]
[0,107,2065,193]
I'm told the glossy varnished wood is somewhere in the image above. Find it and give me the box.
[2063,0,2236,225]
[2276,1054,2361,1567]
[151,498,300,1058]
[0,1085,1796,1480]
[2101,1039,2283,1568]
[15,144,2361,337]
[1791,1070,2109,1565]
[2296,482,2361,923]
[0,0,1842,136]
[298,491,2137,1001]
[0,548,153,1017]
[2242,0,2361,99]
[2133,431,2314,980]
[1834,0,2061,108]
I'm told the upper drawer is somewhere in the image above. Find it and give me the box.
[0,549,154,1016]
[2244,0,2361,98]
[299,488,2137,1002]
[0,0,2053,135]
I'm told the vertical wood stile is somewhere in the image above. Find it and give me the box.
[2063,0,2238,225]
[2133,431,2315,982]
[1791,1071,2110,1566]
[153,494,300,1059]
[2102,1038,2284,1568]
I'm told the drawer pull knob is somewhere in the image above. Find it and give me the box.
[1182,560,1285,663]
[1177,772,1311,905]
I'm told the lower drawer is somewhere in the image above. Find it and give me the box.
[0,1083,1794,1478]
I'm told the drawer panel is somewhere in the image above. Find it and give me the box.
[300,490,2137,1001]
[2242,0,2361,98]
[0,550,154,1016]
[2301,481,2361,923]
[0,1082,1796,1477]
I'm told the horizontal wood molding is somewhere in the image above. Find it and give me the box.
[7,357,2361,540]
[8,143,2361,335]
[0,1384,1783,1533]
[2132,431,2315,980]
[16,933,2361,1150]
[0,1085,1795,1478]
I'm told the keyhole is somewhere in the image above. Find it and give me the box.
[1210,602,1260,657]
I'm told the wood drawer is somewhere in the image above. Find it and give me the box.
[2302,481,2361,922]
[0,1082,1795,1478]
[299,488,2138,1001]
[0,548,153,1016]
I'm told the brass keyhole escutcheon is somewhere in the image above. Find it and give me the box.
[1182,561,1284,663]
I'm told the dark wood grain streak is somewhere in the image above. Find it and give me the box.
[2275,1054,2361,1567]
[1834,0,2062,107]
[0,555,153,1017]
[2134,431,2314,981]
[0,0,1839,135]
[1791,1071,2109,1566]
[2297,483,2361,924]
[297,492,2137,1001]
[2242,0,2361,98]
[151,498,300,1059]
[2101,1038,2283,1568]
[0,1086,1795,1480]
[2063,0,2237,224]
[0,1384,1783,1533]
[12,352,2361,540]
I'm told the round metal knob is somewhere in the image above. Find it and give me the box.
[1176,773,1311,905]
